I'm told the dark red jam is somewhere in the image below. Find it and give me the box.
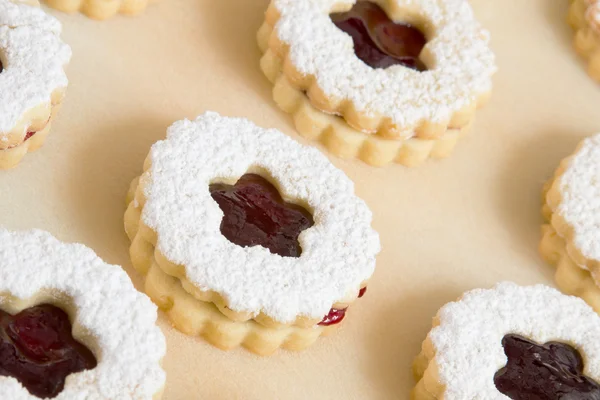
[358,287,367,298]
[0,305,97,398]
[23,131,35,142]
[318,308,347,326]
[210,174,314,258]
[494,334,600,399]
[330,2,427,71]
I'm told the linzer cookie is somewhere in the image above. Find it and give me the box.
[413,282,600,399]
[257,0,496,167]
[124,112,380,355]
[540,134,600,313]
[569,0,600,81]
[0,0,71,170]
[42,0,158,20]
[0,229,166,399]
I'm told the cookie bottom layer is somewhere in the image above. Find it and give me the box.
[43,0,157,20]
[0,120,52,170]
[569,0,600,82]
[540,222,600,313]
[124,193,338,356]
[257,22,472,167]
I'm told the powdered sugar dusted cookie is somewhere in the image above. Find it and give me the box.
[0,0,71,169]
[569,0,600,82]
[413,282,600,399]
[257,0,496,166]
[0,229,165,399]
[43,0,158,20]
[124,111,379,355]
[541,133,600,313]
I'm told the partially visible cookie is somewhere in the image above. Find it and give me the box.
[0,229,166,399]
[413,282,600,399]
[540,133,600,312]
[257,0,496,166]
[42,0,158,20]
[0,0,71,169]
[569,0,600,81]
[124,112,380,355]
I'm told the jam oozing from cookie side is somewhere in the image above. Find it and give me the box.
[0,304,97,399]
[494,334,600,399]
[330,2,428,70]
[210,173,315,258]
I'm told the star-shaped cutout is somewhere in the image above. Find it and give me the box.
[210,173,314,258]
[0,305,97,398]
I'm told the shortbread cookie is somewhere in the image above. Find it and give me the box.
[0,229,165,399]
[540,133,600,313]
[0,0,71,169]
[569,0,600,82]
[124,112,380,354]
[42,0,158,20]
[257,0,496,166]
[413,282,600,399]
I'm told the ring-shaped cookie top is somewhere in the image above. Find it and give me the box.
[270,0,496,137]
[0,0,70,141]
[141,112,380,324]
[426,282,600,399]
[547,134,600,269]
[0,229,166,399]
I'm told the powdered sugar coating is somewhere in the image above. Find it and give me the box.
[141,112,380,324]
[0,229,166,399]
[586,0,600,31]
[271,0,496,135]
[555,134,600,264]
[0,0,71,136]
[426,282,600,399]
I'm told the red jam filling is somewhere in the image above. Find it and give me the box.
[318,287,367,326]
[0,305,97,398]
[209,173,314,258]
[330,2,427,71]
[318,308,347,326]
[494,334,600,399]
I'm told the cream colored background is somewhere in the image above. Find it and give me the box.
[0,0,596,398]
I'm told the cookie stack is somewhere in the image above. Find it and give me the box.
[0,0,70,170]
[124,112,380,356]
[257,0,496,167]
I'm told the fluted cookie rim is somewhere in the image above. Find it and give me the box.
[258,26,473,167]
[42,0,160,20]
[260,0,495,140]
[0,0,70,150]
[412,282,600,399]
[0,229,165,400]
[124,202,340,356]
[569,0,600,82]
[132,112,380,325]
[126,177,367,329]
